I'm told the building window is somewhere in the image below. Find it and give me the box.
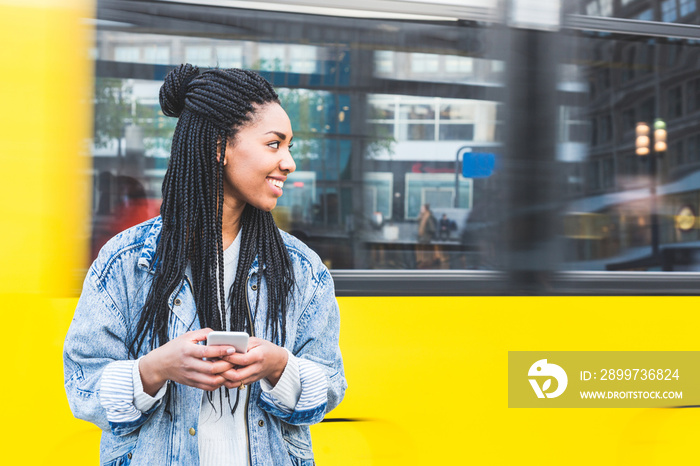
[622,108,636,133]
[114,46,139,62]
[289,45,318,74]
[590,118,598,146]
[599,114,612,143]
[144,45,170,65]
[184,46,212,66]
[403,123,435,141]
[368,95,497,147]
[410,53,440,73]
[215,46,243,68]
[566,121,590,143]
[444,55,474,74]
[404,173,472,219]
[637,44,653,77]
[621,46,635,82]
[662,0,678,22]
[637,9,654,21]
[258,44,286,71]
[490,60,505,75]
[667,43,679,67]
[670,140,685,167]
[687,78,700,113]
[586,0,599,16]
[688,134,700,163]
[374,51,394,74]
[667,86,683,119]
[586,0,613,16]
[399,102,436,141]
[364,172,393,220]
[639,98,654,125]
[588,159,602,191]
[680,0,697,16]
[439,101,475,141]
[557,105,590,143]
[602,157,614,188]
[599,68,611,90]
[599,0,613,16]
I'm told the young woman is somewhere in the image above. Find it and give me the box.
[64,64,346,466]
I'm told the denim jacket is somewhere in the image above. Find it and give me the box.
[64,217,346,466]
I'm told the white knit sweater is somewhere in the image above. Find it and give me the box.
[198,233,248,465]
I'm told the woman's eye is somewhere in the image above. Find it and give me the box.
[288,142,294,150]
[268,141,280,149]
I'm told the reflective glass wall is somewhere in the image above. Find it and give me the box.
[91,0,700,288]
[571,0,699,23]
[91,1,503,271]
[559,27,700,271]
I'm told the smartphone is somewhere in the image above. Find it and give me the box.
[206,331,249,354]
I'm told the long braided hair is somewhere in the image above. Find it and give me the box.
[131,64,294,361]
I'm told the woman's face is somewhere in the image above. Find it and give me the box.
[222,103,296,212]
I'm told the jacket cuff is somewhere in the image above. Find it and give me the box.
[258,357,329,425]
[99,360,142,424]
[260,348,300,412]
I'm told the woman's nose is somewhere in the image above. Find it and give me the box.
[280,149,296,174]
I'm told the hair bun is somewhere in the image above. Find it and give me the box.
[160,64,200,117]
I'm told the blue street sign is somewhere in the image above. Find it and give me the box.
[462,152,496,178]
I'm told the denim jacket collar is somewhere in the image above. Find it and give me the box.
[137,216,162,273]
[137,216,265,276]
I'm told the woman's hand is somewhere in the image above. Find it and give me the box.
[219,337,288,389]
[138,328,239,396]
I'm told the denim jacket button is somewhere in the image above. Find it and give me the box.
[189,427,196,436]
[258,420,265,427]
[251,284,258,291]
[174,298,182,306]
[127,453,132,459]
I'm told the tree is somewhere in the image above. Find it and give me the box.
[93,77,176,155]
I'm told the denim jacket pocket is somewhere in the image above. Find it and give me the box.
[282,424,314,466]
[102,439,137,466]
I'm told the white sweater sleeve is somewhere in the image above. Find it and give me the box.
[259,349,327,413]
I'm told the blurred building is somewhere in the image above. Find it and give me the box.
[560,0,700,269]
[90,0,700,271]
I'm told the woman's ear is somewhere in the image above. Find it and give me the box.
[216,137,228,166]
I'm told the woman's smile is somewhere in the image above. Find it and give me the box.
[266,176,286,194]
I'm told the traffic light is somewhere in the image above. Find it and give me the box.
[654,118,667,153]
[636,122,650,156]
